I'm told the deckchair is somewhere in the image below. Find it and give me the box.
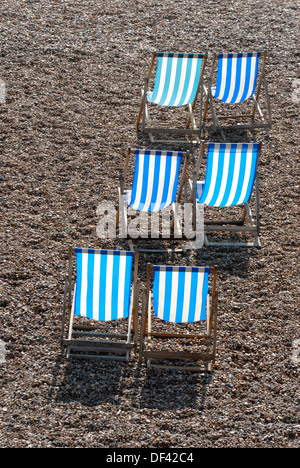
[61,248,139,362]
[139,264,218,372]
[190,142,262,247]
[137,52,208,143]
[203,52,272,137]
[116,148,192,252]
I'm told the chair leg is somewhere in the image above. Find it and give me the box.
[137,89,144,126]
[61,278,69,347]
[202,87,210,121]
[116,206,120,230]
[144,103,155,142]
[252,95,270,138]
[202,201,262,248]
[208,85,226,140]
[187,103,197,129]
[139,290,147,363]
[241,205,247,225]
[118,185,128,239]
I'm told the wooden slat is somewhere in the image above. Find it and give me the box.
[72,331,128,340]
[148,363,212,373]
[68,353,127,362]
[144,127,200,135]
[148,332,209,340]
[205,239,260,248]
[128,149,189,158]
[142,350,214,361]
[205,219,244,226]
[204,225,257,232]
[68,345,128,354]
[63,339,134,349]
[215,123,270,130]
[216,114,252,119]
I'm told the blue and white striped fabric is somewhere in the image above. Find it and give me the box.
[73,249,133,321]
[147,53,204,107]
[152,266,210,323]
[197,143,259,207]
[212,53,261,103]
[127,150,183,212]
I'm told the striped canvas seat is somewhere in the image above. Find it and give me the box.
[197,143,259,207]
[212,53,261,104]
[73,249,134,321]
[147,53,205,107]
[127,149,183,212]
[153,266,209,323]
[190,142,262,247]
[61,248,139,362]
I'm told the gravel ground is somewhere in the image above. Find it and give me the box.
[0,0,299,448]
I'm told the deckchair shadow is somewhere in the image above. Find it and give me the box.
[135,366,213,410]
[51,356,131,406]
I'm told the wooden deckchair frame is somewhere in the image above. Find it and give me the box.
[116,148,194,252]
[190,142,262,248]
[139,265,218,372]
[203,52,272,138]
[61,247,140,362]
[137,52,208,143]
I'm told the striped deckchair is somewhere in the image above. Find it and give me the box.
[61,248,139,362]
[137,52,208,143]
[203,52,272,137]
[117,148,190,251]
[139,264,218,372]
[190,142,262,247]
